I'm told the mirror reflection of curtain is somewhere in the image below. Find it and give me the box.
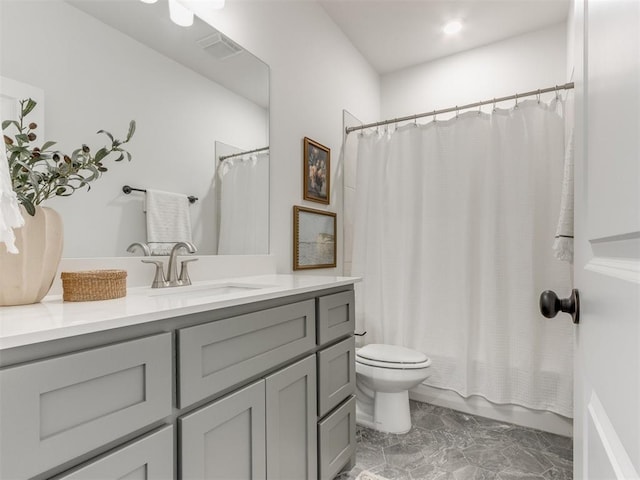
[217,152,269,254]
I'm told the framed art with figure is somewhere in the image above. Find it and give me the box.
[293,205,336,270]
[303,137,330,204]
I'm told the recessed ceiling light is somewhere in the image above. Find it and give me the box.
[443,20,462,35]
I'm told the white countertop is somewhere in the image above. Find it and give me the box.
[0,274,359,350]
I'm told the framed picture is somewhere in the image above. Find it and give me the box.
[293,205,336,270]
[303,137,330,204]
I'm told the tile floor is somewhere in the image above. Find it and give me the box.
[337,400,573,480]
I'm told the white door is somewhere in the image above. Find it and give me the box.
[572,0,640,478]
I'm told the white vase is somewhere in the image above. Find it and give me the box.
[0,206,64,306]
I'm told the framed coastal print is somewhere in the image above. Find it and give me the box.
[293,205,336,270]
[303,137,330,204]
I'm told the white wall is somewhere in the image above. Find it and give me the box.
[381,22,568,120]
[185,1,381,274]
[1,0,268,257]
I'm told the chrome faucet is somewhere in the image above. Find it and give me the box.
[126,242,151,256]
[167,241,198,287]
[138,241,198,288]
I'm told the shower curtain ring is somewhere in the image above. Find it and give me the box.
[433,110,437,122]
[537,89,541,104]
[514,93,519,109]
[455,106,459,118]
[492,98,497,112]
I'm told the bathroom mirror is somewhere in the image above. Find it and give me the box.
[0,0,269,257]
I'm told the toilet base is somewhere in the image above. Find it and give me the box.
[356,390,412,434]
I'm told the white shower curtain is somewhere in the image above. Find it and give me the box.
[217,152,269,255]
[351,100,574,417]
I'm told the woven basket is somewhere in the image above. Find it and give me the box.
[61,270,127,302]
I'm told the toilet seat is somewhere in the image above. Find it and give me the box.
[356,344,431,370]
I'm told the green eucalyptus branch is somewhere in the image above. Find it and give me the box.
[3,98,136,216]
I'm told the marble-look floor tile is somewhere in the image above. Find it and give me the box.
[344,401,572,480]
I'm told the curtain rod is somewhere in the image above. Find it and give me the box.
[219,146,269,161]
[345,82,574,135]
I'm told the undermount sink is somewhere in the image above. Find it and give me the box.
[148,282,271,299]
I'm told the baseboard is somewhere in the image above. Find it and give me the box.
[410,384,573,437]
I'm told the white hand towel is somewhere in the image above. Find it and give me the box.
[0,110,24,254]
[553,128,574,263]
[145,189,192,255]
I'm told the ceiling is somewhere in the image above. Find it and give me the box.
[318,0,571,74]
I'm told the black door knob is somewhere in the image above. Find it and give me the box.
[539,289,580,324]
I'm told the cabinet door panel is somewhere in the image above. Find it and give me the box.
[178,300,315,407]
[180,380,266,480]
[0,333,172,480]
[316,291,355,346]
[53,426,174,479]
[317,336,356,418]
[318,396,356,480]
[265,355,317,480]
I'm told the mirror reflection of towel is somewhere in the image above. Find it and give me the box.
[145,189,192,255]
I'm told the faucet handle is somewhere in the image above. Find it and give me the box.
[127,242,151,256]
[178,258,199,286]
[141,259,168,288]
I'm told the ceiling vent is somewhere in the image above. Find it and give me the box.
[197,32,243,60]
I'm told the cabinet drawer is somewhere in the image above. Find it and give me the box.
[317,336,355,418]
[318,396,356,480]
[53,426,174,479]
[178,299,315,407]
[317,290,355,345]
[0,333,172,480]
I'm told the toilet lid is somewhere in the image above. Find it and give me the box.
[356,344,431,369]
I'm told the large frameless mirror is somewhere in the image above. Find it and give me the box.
[0,0,269,256]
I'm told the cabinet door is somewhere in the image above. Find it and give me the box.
[265,355,317,480]
[53,426,174,479]
[180,380,266,480]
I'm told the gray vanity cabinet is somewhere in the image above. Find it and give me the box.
[0,284,356,480]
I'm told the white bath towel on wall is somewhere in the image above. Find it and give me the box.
[145,189,192,255]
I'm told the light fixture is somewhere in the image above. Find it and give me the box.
[443,20,462,35]
[139,0,158,3]
[168,0,194,27]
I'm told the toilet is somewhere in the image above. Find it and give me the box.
[355,343,432,434]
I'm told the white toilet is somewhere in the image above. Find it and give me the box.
[355,343,432,434]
